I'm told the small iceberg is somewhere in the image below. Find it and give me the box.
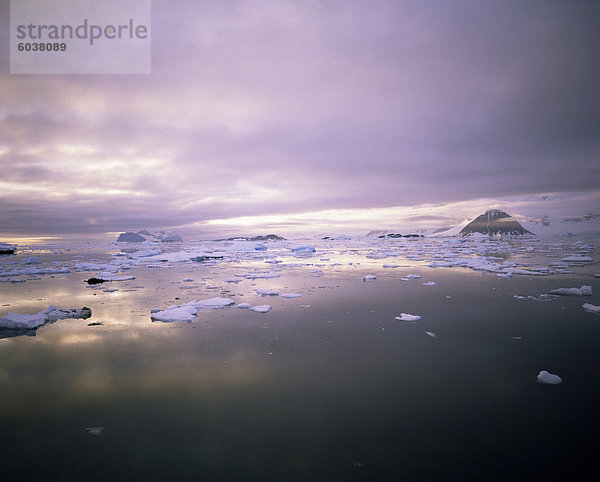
[256,289,279,296]
[236,303,252,309]
[0,306,92,330]
[422,281,436,286]
[549,286,592,296]
[85,427,104,436]
[250,305,272,313]
[291,245,316,254]
[151,297,235,322]
[582,303,600,313]
[536,370,563,384]
[363,275,376,281]
[395,313,421,322]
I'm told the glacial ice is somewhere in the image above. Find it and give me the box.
[549,286,592,296]
[536,371,563,384]
[395,313,421,322]
[0,306,92,329]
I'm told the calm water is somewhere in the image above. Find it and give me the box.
[1,237,599,481]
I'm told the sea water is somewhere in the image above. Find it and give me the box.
[1,235,598,480]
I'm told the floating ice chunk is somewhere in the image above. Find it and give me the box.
[257,289,279,296]
[291,245,316,254]
[594,274,600,278]
[0,306,92,329]
[250,305,272,313]
[425,331,437,337]
[536,371,563,384]
[20,256,40,264]
[151,304,198,322]
[562,255,592,262]
[85,427,104,436]
[131,249,162,258]
[183,278,193,282]
[383,264,399,268]
[103,288,118,293]
[422,281,436,286]
[300,305,311,308]
[254,244,267,251]
[281,293,302,298]
[549,286,592,296]
[225,278,243,283]
[582,303,600,313]
[497,271,513,279]
[236,303,252,309]
[363,275,376,281]
[193,297,236,308]
[402,274,421,281]
[395,313,421,322]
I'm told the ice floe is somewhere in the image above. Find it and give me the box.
[363,275,376,281]
[281,293,302,298]
[395,313,421,322]
[291,245,316,254]
[250,305,272,313]
[257,289,278,296]
[236,303,252,309]
[582,303,600,313]
[549,286,592,296]
[536,371,563,384]
[0,306,92,329]
[422,281,436,286]
[151,297,235,322]
[425,331,437,337]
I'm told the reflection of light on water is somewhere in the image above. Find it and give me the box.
[58,333,101,345]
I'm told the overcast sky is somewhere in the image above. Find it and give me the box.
[1,0,599,239]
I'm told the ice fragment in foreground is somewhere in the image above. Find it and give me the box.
[363,275,376,281]
[425,331,437,337]
[291,245,316,254]
[422,281,436,286]
[536,371,562,384]
[281,293,302,298]
[0,306,92,329]
[582,303,600,313]
[85,427,104,436]
[549,286,592,296]
[236,303,252,309]
[250,305,272,313]
[395,313,421,322]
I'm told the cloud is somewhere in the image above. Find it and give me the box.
[0,0,598,236]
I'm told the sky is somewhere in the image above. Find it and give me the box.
[1,0,599,240]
